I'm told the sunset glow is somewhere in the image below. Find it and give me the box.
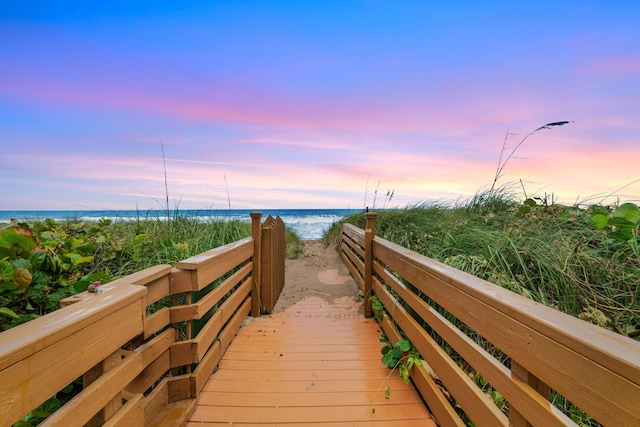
[1,2,638,210]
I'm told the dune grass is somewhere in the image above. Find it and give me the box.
[1,212,303,332]
[325,190,638,425]
[325,190,640,339]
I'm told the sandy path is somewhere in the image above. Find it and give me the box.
[272,240,362,313]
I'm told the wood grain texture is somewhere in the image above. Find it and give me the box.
[187,296,437,426]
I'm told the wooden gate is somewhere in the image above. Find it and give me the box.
[260,215,285,313]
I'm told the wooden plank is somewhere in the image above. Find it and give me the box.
[42,327,174,427]
[185,421,432,427]
[1,298,145,425]
[59,265,170,307]
[373,238,640,425]
[170,263,251,323]
[142,377,169,427]
[218,296,252,354]
[144,307,171,339]
[188,296,436,427]
[130,265,173,286]
[126,329,174,394]
[126,350,170,394]
[177,239,253,290]
[144,274,171,307]
[206,368,394,382]
[410,363,466,427]
[341,242,365,278]
[375,264,575,427]
[374,237,640,381]
[167,374,191,402]
[341,251,364,290]
[343,223,366,247]
[170,340,194,368]
[189,404,433,424]
[197,389,423,406]
[168,268,194,294]
[0,284,146,371]
[203,378,417,394]
[41,350,142,427]
[103,393,144,427]
[177,237,252,270]
[190,341,222,397]
[146,398,197,427]
[194,263,252,319]
[261,219,274,312]
[374,280,508,426]
[84,349,123,427]
[193,280,251,362]
[190,311,223,363]
[222,349,381,361]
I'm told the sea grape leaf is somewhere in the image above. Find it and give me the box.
[0,227,39,253]
[613,203,639,224]
[0,259,15,282]
[591,214,608,230]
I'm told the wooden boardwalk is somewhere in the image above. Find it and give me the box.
[186,296,437,426]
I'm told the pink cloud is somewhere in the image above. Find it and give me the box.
[580,56,640,78]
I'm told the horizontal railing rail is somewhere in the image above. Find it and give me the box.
[339,213,640,427]
[0,212,276,427]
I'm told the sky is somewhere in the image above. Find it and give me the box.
[1,1,639,211]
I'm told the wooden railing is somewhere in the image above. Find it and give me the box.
[260,215,285,313]
[0,212,284,427]
[339,212,640,427]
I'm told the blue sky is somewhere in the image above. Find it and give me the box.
[1,1,638,210]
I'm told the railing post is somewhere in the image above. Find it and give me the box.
[509,360,550,427]
[364,212,378,318]
[84,349,122,427]
[261,216,273,313]
[250,212,262,317]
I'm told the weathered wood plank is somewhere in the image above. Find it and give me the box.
[373,238,640,426]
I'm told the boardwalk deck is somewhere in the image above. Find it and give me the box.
[186,296,437,426]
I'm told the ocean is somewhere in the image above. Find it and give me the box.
[0,208,358,240]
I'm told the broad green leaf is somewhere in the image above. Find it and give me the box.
[591,214,608,230]
[73,280,90,293]
[613,203,639,224]
[608,217,634,228]
[397,339,411,352]
[0,227,39,251]
[611,227,633,242]
[0,259,15,282]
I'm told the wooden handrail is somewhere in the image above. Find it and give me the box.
[0,213,275,427]
[339,218,640,427]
